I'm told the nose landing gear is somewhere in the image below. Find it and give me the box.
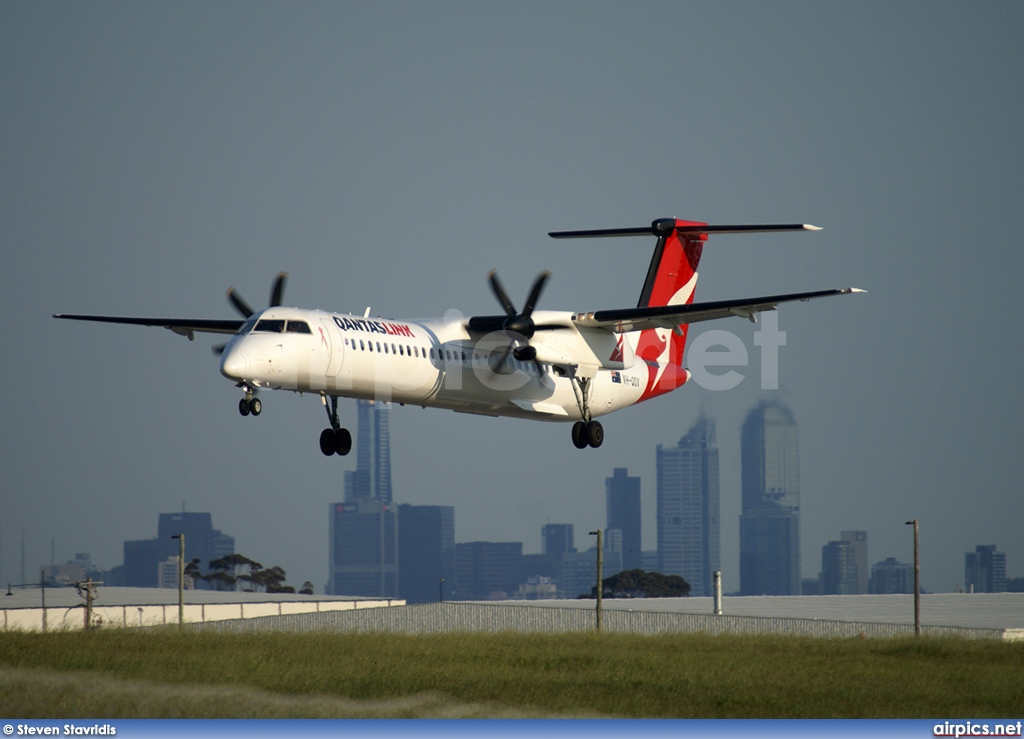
[238,387,261,417]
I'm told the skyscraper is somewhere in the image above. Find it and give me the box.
[455,541,523,600]
[869,557,913,594]
[397,504,455,604]
[541,524,575,557]
[328,499,398,597]
[606,468,642,571]
[965,545,1007,593]
[656,415,720,597]
[841,530,868,594]
[122,512,235,588]
[821,539,858,594]
[344,399,392,504]
[331,398,397,596]
[739,399,801,595]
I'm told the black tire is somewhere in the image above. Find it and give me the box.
[334,428,352,456]
[587,420,604,448]
[250,398,262,416]
[239,398,250,416]
[572,421,589,449]
[319,428,336,456]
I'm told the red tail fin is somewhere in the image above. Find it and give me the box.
[635,219,706,399]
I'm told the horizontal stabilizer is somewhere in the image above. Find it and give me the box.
[550,220,821,239]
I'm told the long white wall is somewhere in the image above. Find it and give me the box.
[1,598,403,632]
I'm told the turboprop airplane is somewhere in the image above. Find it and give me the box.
[54,217,863,454]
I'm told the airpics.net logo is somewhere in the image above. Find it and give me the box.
[933,721,1023,737]
[687,310,787,391]
[348,309,792,399]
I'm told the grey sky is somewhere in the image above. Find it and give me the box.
[3,2,1022,594]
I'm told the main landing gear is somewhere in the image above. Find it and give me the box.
[572,420,603,449]
[569,372,603,449]
[319,393,352,457]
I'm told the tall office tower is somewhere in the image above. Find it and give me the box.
[328,499,398,597]
[965,545,1007,593]
[454,541,523,600]
[820,539,858,594]
[123,512,235,588]
[739,399,801,595]
[606,468,642,571]
[869,557,913,594]
[656,415,720,597]
[841,530,868,594]
[344,399,392,504]
[397,504,455,604]
[541,524,575,557]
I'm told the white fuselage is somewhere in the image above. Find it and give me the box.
[219,307,651,422]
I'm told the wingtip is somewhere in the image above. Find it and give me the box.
[842,287,868,294]
[804,224,823,231]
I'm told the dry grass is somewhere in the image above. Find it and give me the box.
[1,629,1021,718]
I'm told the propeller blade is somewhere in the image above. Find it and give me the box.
[521,270,550,318]
[212,343,227,356]
[227,287,255,319]
[487,270,517,317]
[491,344,514,374]
[270,272,288,307]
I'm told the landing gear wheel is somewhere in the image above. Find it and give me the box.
[239,398,250,417]
[572,421,589,449]
[249,397,262,416]
[586,420,604,448]
[320,428,336,456]
[333,428,352,456]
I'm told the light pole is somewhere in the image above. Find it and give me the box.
[171,534,184,628]
[439,577,445,603]
[589,529,603,632]
[905,520,920,636]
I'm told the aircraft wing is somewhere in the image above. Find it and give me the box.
[571,288,865,332]
[53,314,244,341]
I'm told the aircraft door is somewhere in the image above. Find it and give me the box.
[319,318,344,377]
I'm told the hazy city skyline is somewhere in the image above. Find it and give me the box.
[4,3,1023,595]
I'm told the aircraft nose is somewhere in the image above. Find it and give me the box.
[220,347,249,380]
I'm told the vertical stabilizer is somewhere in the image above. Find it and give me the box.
[634,219,707,398]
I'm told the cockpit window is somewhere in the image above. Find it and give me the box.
[240,317,259,334]
[286,321,312,334]
[253,319,286,333]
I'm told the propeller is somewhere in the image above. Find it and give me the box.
[486,269,550,367]
[213,272,288,355]
[227,272,288,319]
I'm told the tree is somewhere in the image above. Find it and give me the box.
[299,581,315,595]
[186,553,303,593]
[583,569,691,599]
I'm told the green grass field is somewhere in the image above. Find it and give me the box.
[1,629,1021,718]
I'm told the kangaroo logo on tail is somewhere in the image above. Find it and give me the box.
[635,219,706,400]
